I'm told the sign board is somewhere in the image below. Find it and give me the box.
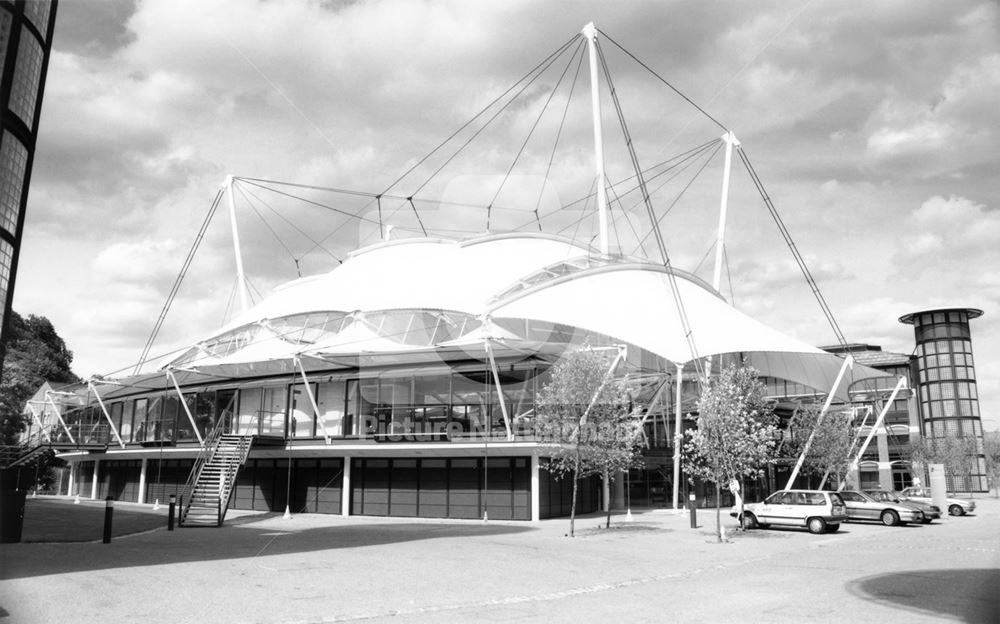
[928,463,948,514]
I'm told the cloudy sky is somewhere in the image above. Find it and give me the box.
[13,0,1000,430]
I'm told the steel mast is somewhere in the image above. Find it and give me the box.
[582,22,610,255]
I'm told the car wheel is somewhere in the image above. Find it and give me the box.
[880,510,899,526]
[825,523,840,534]
[807,517,826,534]
[949,504,964,516]
[741,513,758,530]
[922,517,933,524]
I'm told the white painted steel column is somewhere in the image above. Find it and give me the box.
[91,460,99,500]
[88,380,125,448]
[138,458,147,504]
[841,376,908,491]
[712,132,738,293]
[672,363,683,510]
[530,455,540,522]
[45,392,75,444]
[167,370,204,445]
[485,339,514,440]
[341,457,351,516]
[783,355,853,490]
[226,175,251,313]
[296,356,330,443]
[582,22,609,255]
[67,462,76,497]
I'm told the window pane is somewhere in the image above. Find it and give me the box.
[237,388,262,434]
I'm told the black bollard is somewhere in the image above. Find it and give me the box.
[103,496,114,543]
[689,492,697,529]
[168,494,176,531]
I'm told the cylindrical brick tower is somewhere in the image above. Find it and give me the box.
[899,307,986,492]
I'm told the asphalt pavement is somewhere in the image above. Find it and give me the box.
[1,494,998,623]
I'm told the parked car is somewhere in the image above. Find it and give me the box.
[731,489,848,534]
[898,486,976,516]
[865,489,941,523]
[838,490,923,526]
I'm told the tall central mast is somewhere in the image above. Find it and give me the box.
[582,22,609,256]
[226,175,252,313]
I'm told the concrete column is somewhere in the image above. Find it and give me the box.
[341,456,351,516]
[138,457,148,504]
[67,462,76,497]
[876,431,894,491]
[90,460,99,500]
[530,456,540,522]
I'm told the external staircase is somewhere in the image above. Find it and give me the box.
[178,432,253,527]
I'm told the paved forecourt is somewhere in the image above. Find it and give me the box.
[1,495,998,623]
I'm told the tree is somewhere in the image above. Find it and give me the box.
[783,403,854,487]
[1,311,80,446]
[983,431,1000,498]
[908,434,979,492]
[535,347,641,537]
[683,364,778,543]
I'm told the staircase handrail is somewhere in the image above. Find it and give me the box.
[217,422,256,525]
[1,424,60,469]
[178,413,230,521]
[179,411,260,526]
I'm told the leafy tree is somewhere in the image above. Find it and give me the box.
[1,311,80,445]
[535,347,641,537]
[783,403,854,487]
[983,431,1000,498]
[908,434,980,493]
[683,364,778,543]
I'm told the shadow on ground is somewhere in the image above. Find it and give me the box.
[19,498,168,542]
[848,568,1000,624]
[1,499,532,581]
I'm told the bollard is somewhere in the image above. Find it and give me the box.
[103,496,114,544]
[689,492,697,529]
[168,494,176,531]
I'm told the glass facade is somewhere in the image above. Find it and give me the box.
[904,309,987,492]
[0,7,11,69]
[9,28,43,128]
[0,131,27,234]
[23,0,51,40]
[0,0,57,370]
[0,239,11,329]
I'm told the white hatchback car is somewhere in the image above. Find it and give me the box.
[733,489,848,534]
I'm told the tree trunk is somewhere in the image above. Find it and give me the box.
[715,481,722,543]
[569,455,580,537]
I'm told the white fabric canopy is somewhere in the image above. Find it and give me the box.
[490,265,888,400]
[165,233,890,401]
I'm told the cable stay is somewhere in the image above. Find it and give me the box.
[736,147,848,347]
[135,187,225,374]
[487,38,587,231]
[236,183,343,264]
[380,34,581,202]
[596,38,703,377]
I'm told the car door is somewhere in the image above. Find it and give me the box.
[839,491,868,520]
[757,491,791,524]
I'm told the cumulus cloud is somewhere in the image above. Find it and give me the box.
[892,195,1000,274]
[13,0,1000,430]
